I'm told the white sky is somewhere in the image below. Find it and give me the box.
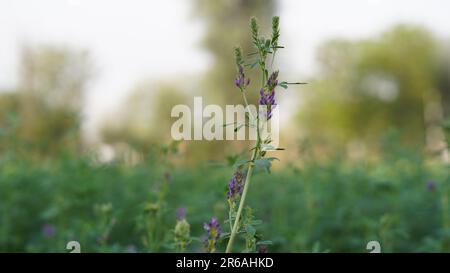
[1,0,449,137]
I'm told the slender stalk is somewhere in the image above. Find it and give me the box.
[227,99,261,252]
[226,145,258,253]
[226,38,267,253]
[241,91,256,124]
[228,204,233,231]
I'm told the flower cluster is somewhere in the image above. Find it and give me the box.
[267,71,279,91]
[174,207,191,252]
[42,223,56,237]
[426,180,436,191]
[203,217,222,253]
[235,65,250,90]
[259,71,279,120]
[176,207,186,220]
[227,171,245,201]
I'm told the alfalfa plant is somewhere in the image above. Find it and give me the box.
[220,16,304,253]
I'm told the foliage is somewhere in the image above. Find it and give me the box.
[298,25,442,149]
[0,46,91,159]
[0,135,448,252]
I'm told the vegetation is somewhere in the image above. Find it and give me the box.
[1,1,449,253]
[1,133,449,252]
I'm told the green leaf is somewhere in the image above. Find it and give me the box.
[225,154,240,166]
[279,81,288,89]
[256,240,273,245]
[261,144,285,152]
[233,159,251,168]
[245,225,256,237]
[189,237,203,243]
[248,60,259,69]
[253,157,279,173]
[251,220,263,226]
[279,81,308,88]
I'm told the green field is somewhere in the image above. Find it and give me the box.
[1,138,448,253]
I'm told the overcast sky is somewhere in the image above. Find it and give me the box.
[1,0,449,135]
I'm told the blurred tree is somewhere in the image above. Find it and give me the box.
[437,42,450,120]
[0,92,19,154]
[0,45,92,159]
[185,0,276,162]
[298,25,442,154]
[100,80,188,162]
[194,0,275,104]
[99,0,277,164]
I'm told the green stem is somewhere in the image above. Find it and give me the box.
[241,91,256,124]
[226,46,268,253]
[228,203,234,231]
[226,145,258,253]
[226,34,276,252]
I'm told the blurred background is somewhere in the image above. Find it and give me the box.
[0,0,450,252]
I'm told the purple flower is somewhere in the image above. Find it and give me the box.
[227,171,245,201]
[41,223,56,238]
[259,89,276,105]
[234,65,250,89]
[97,234,108,244]
[267,71,279,91]
[203,217,221,235]
[125,244,137,253]
[164,172,172,183]
[426,180,436,191]
[259,71,279,120]
[235,77,243,88]
[176,207,186,220]
[258,245,268,253]
[259,89,277,120]
[203,217,222,253]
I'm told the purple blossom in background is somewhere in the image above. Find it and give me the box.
[227,171,245,200]
[234,65,250,89]
[176,207,186,220]
[203,217,222,253]
[125,244,137,253]
[258,245,268,253]
[426,180,436,191]
[164,171,172,183]
[203,217,221,237]
[41,223,56,237]
[97,234,108,244]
